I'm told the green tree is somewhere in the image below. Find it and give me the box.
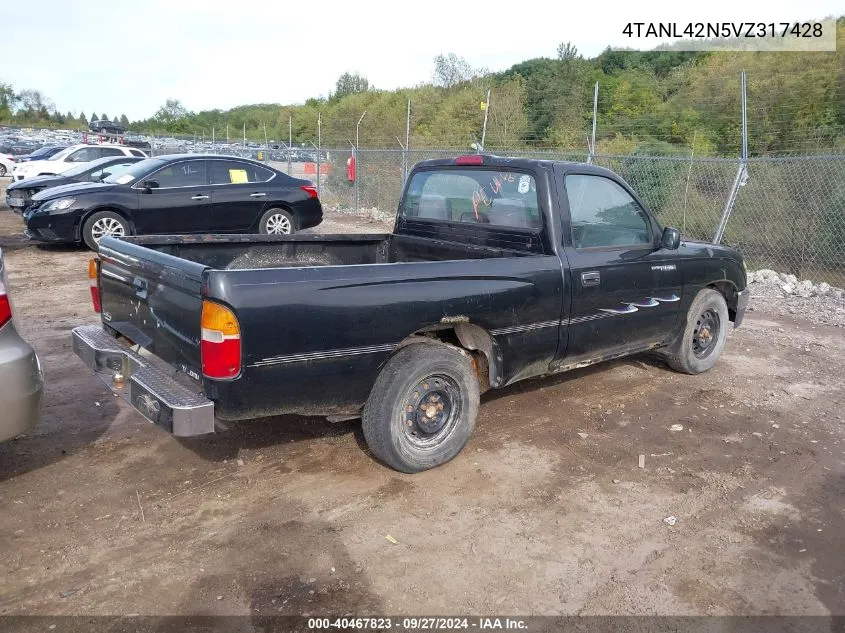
[120,114,130,128]
[332,73,369,101]
[153,99,193,133]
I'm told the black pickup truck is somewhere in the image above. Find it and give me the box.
[72,154,750,473]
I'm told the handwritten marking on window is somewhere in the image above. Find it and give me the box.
[472,172,517,218]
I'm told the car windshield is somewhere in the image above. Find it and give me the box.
[103,158,164,184]
[63,158,115,178]
[47,146,76,161]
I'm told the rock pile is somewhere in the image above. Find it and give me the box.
[747,269,845,327]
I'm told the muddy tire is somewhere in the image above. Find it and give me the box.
[664,288,729,375]
[82,211,130,251]
[259,208,296,235]
[362,343,480,473]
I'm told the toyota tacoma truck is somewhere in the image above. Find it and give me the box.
[71,154,750,473]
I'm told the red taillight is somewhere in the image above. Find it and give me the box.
[300,185,318,199]
[201,301,241,379]
[88,258,101,314]
[0,280,11,329]
[455,155,484,165]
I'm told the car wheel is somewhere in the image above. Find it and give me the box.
[259,208,295,235]
[0,164,6,177]
[362,343,480,473]
[664,288,730,375]
[82,211,131,251]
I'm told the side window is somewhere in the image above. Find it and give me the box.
[565,174,651,248]
[100,147,125,157]
[67,148,98,163]
[129,149,146,157]
[149,161,207,188]
[209,160,274,184]
[403,169,541,229]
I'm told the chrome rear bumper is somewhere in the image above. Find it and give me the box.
[72,324,215,436]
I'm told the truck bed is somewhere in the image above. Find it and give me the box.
[95,230,561,420]
[132,231,533,270]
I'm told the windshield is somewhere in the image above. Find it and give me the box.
[47,146,77,162]
[63,158,112,178]
[103,158,164,184]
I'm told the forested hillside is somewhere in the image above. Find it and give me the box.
[2,17,843,156]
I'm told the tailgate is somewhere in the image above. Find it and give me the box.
[97,236,209,381]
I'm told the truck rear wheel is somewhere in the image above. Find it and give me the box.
[362,343,480,473]
[664,288,729,374]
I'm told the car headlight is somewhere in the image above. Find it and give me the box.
[41,197,76,212]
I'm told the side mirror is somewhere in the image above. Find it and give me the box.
[660,227,681,250]
[98,172,111,181]
[142,180,159,192]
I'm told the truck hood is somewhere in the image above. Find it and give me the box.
[7,174,70,192]
[32,181,115,201]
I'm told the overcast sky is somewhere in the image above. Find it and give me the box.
[3,0,841,120]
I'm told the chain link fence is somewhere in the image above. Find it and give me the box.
[146,145,845,285]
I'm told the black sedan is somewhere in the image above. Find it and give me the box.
[25,155,323,250]
[6,156,144,214]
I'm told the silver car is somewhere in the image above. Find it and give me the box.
[0,248,43,441]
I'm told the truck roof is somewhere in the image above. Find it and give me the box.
[412,153,619,178]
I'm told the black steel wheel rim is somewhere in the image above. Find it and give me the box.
[692,308,721,359]
[402,374,461,449]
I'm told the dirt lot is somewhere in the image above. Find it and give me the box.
[0,177,843,617]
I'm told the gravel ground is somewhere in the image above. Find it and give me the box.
[0,178,843,619]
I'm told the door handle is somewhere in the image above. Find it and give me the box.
[191,194,209,200]
[581,271,601,287]
[250,192,267,198]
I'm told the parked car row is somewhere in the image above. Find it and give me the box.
[6,156,145,212]
[11,143,147,181]
[21,155,323,249]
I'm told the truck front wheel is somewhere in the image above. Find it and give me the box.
[664,288,730,374]
[362,343,480,473]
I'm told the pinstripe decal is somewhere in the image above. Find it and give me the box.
[250,343,397,367]
[251,293,680,364]
[490,320,562,336]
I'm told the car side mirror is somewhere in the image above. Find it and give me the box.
[143,180,159,191]
[98,172,111,181]
[660,226,681,250]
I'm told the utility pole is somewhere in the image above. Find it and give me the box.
[480,89,490,151]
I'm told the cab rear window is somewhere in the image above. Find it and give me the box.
[402,169,540,230]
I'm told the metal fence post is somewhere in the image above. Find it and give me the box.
[713,71,749,244]
[588,82,598,164]
[316,112,322,197]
